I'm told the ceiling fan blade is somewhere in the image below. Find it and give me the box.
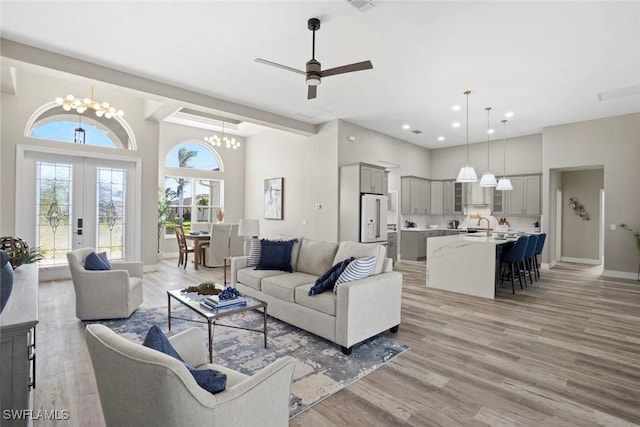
[307,85,317,100]
[254,58,305,75]
[320,60,373,78]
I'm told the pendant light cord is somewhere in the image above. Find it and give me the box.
[486,107,491,169]
[502,119,508,176]
[464,90,471,164]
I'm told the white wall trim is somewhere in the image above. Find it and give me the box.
[541,262,552,270]
[602,269,639,280]
[561,256,601,265]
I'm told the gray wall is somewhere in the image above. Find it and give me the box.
[244,121,339,241]
[561,169,604,261]
[543,113,640,276]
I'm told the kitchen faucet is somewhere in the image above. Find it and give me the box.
[477,217,491,236]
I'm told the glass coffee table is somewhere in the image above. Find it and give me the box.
[167,289,267,363]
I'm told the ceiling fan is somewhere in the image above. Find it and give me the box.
[255,18,373,100]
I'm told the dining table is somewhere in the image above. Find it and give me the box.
[184,233,210,270]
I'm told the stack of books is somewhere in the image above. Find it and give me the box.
[200,295,246,310]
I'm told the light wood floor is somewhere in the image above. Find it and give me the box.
[33,259,640,426]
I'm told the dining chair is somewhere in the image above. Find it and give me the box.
[500,236,529,294]
[175,225,195,269]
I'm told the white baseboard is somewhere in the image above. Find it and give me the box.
[143,264,159,273]
[541,262,552,270]
[561,257,601,265]
[602,270,639,280]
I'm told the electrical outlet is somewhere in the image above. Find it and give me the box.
[610,224,617,231]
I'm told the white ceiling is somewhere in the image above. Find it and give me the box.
[1,1,639,148]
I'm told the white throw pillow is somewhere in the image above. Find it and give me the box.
[333,256,376,293]
[247,238,261,267]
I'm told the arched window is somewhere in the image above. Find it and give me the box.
[165,141,221,171]
[26,103,135,149]
[163,141,223,235]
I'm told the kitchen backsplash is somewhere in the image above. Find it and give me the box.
[401,213,541,231]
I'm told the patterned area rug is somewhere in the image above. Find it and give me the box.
[86,305,409,418]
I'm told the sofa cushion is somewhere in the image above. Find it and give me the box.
[296,239,339,276]
[295,284,337,316]
[332,241,386,275]
[308,257,354,295]
[333,256,376,293]
[236,267,283,291]
[142,325,227,394]
[247,238,261,267]
[256,239,298,272]
[261,272,317,303]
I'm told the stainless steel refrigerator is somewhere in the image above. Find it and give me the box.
[361,194,388,243]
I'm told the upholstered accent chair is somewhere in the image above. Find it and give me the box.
[66,248,143,320]
[85,324,296,427]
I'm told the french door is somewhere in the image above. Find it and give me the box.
[16,147,140,278]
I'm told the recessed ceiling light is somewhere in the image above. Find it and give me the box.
[437,136,445,141]
[452,105,461,111]
[452,122,461,128]
[402,124,410,130]
[487,129,495,134]
[505,112,514,118]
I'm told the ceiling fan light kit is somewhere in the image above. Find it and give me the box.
[255,17,373,99]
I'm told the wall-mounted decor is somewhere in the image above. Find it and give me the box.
[569,197,590,220]
[264,177,283,220]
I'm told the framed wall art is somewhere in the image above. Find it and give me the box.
[264,177,283,220]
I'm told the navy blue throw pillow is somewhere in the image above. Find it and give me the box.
[255,239,298,272]
[143,325,227,394]
[85,252,111,270]
[308,257,355,296]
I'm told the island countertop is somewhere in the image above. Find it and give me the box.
[426,234,514,299]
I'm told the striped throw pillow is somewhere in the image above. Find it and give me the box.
[247,238,261,267]
[333,256,376,293]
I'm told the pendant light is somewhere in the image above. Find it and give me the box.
[479,106,497,187]
[74,115,86,144]
[496,119,513,191]
[456,90,477,183]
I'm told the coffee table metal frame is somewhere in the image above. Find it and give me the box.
[167,289,267,363]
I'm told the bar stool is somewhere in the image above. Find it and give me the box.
[524,234,538,285]
[500,235,529,294]
[533,233,546,280]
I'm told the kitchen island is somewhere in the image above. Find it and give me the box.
[426,234,514,299]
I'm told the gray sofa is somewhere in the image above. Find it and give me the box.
[231,238,402,354]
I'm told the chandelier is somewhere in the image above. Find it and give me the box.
[55,86,124,119]
[204,122,241,149]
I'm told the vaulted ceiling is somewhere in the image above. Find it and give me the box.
[1,1,638,148]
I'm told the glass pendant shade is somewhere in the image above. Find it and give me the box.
[496,177,513,191]
[456,166,478,182]
[479,172,498,187]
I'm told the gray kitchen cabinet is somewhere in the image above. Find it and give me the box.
[360,164,386,194]
[387,232,397,263]
[400,231,421,260]
[419,231,428,258]
[453,182,464,213]
[430,181,443,215]
[492,187,505,215]
[506,175,541,215]
[401,176,430,214]
[443,181,454,215]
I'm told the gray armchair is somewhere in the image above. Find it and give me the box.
[67,248,143,320]
[85,324,296,427]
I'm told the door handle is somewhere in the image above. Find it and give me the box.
[375,199,380,238]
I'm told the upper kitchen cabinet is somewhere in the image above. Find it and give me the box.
[430,181,443,215]
[360,164,386,194]
[453,182,464,214]
[506,175,541,215]
[492,188,505,215]
[401,176,430,214]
